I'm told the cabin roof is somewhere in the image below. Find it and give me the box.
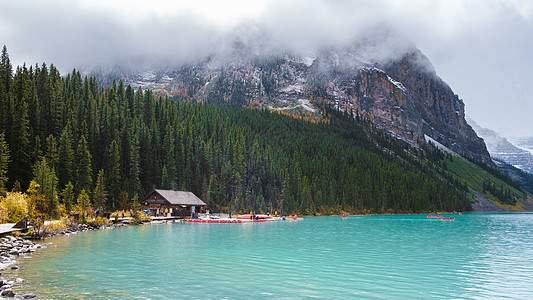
[143,189,206,206]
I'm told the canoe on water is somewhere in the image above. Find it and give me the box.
[187,219,243,223]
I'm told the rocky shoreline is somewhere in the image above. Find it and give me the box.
[0,236,41,299]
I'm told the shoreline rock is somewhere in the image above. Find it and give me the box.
[0,235,44,298]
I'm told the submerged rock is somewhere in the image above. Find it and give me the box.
[1,289,15,297]
[23,294,36,299]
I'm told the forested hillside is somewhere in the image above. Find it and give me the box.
[0,46,505,217]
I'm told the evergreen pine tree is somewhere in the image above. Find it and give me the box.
[128,128,141,197]
[32,136,42,162]
[107,139,121,208]
[48,64,63,137]
[0,46,13,134]
[45,134,59,170]
[57,123,74,189]
[161,165,170,189]
[131,193,140,215]
[0,132,10,196]
[11,181,21,193]
[32,157,58,217]
[9,66,32,188]
[93,169,107,213]
[75,135,92,194]
[208,174,219,207]
[281,169,292,214]
[61,181,74,214]
[76,189,91,223]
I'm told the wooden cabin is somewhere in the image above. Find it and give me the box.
[141,189,206,217]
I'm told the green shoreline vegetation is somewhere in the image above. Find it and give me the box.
[0,46,527,230]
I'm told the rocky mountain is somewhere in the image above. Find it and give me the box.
[509,137,533,156]
[469,118,533,174]
[89,34,492,165]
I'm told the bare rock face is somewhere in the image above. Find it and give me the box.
[383,51,493,164]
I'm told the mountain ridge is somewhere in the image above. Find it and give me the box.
[468,118,533,175]
[88,38,492,166]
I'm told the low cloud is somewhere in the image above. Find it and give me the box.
[2,0,531,71]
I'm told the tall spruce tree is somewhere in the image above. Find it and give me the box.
[76,189,91,223]
[107,139,121,208]
[0,132,10,196]
[45,134,59,170]
[61,181,74,213]
[0,46,12,134]
[93,169,107,213]
[10,65,32,188]
[48,64,63,137]
[75,134,92,194]
[161,165,170,190]
[208,174,220,207]
[128,126,141,197]
[32,157,58,217]
[57,123,74,189]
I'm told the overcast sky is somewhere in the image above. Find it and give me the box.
[1,0,532,137]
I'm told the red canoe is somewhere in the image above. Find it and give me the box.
[427,215,444,219]
[187,219,242,223]
[236,214,274,220]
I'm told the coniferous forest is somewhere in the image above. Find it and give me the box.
[0,46,474,219]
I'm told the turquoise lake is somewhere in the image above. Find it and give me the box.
[6,214,533,299]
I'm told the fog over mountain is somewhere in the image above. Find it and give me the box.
[2,0,533,137]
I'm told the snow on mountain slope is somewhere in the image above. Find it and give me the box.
[509,137,533,156]
[469,118,533,174]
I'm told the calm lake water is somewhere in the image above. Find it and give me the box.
[5,214,533,299]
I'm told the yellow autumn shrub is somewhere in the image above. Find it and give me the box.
[42,220,69,234]
[0,192,30,223]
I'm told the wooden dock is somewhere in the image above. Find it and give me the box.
[111,216,184,224]
[0,223,25,235]
[150,216,184,221]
